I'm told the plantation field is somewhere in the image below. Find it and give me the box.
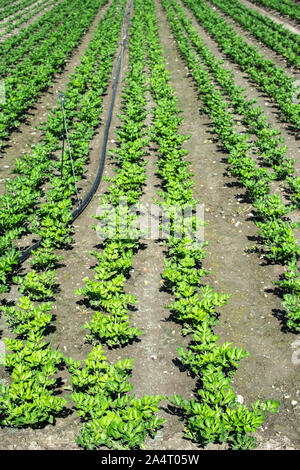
[0,0,299,451]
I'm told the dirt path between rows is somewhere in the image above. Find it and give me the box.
[0,0,112,194]
[155,0,300,450]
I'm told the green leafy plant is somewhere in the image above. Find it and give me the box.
[66,346,165,450]
[1,296,52,338]
[14,269,57,301]
[0,334,66,427]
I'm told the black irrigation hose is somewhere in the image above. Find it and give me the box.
[18,1,132,265]
[59,93,80,208]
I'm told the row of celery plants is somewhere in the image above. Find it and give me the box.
[166,0,295,181]
[143,0,279,450]
[0,163,75,425]
[181,0,300,131]
[162,0,300,333]
[168,0,300,203]
[0,0,107,148]
[1,0,164,447]
[0,0,130,428]
[250,0,300,23]
[0,0,57,39]
[73,9,149,349]
[0,0,51,28]
[0,0,122,293]
[73,137,146,342]
[0,0,38,22]
[0,0,73,66]
[208,0,300,67]
[64,3,166,449]
[0,0,18,7]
